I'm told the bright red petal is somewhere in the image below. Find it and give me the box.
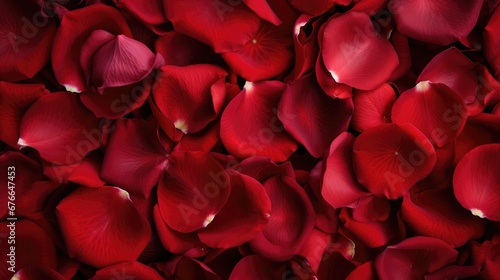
[43,152,105,187]
[220,81,298,162]
[389,0,483,45]
[18,91,102,164]
[392,81,467,147]
[352,83,396,132]
[353,123,437,199]
[56,186,151,268]
[322,12,399,90]
[453,144,500,221]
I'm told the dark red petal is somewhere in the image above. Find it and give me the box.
[453,144,500,221]
[322,133,369,208]
[90,261,164,280]
[389,0,483,45]
[0,82,48,148]
[157,151,231,233]
[402,188,485,247]
[288,0,339,16]
[175,120,221,152]
[352,195,391,222]
[198,171,271,248]
[222,21,294,81]
[278,74,353,158]
[155,31,220,66]
[165,256,220,280]
[221,81,297,162]
[353,123,437,199]
[389,31,412,81]
[346,261,376,280]
[163,0,260,53]
[52,4,132,92]
[352,83,396,132]
[18,91,102,164]
[340,209,399,248]
[0,220,57,279]
[16,181,60,217]
[233,156,296,183]
[11,266,66,280]
[43,152,105,187]
[322,12,399,90]
[243,0,281,25]
[114,0,167,31]
[80,79,152,119]
[248,175,316,261]
[153,205,206,254]
[82,31,164,92]
[0,0,56,82]
[424,265,481,280]
[418,47,483,115]
[229,255,285,280]
[375,236,458,280]
[0,151,45,219]
[56,186,151,268]
[484,6,500,78]
[101,119,168,198]
[299,227,332,272]
[392,81,467,147]
[152,64,227,134]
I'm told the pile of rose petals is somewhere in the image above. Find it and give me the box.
[1,0,500,279]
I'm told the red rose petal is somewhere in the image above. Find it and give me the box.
[43,152,105,187]
[229,255,285,280]
[165,256,220,280]
[0,220,57,279]
[101,119,169,198]
[351,195,391,222]
[221,81,298,162]
[402,188,486,247]
[90,261,164,280]
[248,175,316,261]
[322,132,370,208]
[52,4,132,92]
[80,79,152,119]
[340,209,399,248]
[353,123,437,199]
[375,236,458,280]
[153,205,206,254]
[221,21,294,81]
[418,47,484,115]
[288,0,339,16]
[346,261,376,280]
[10,266,66,280]
[453,144,500,221]
[278,74,353,158]
[322,12,399,90]
[424,265,481,280]
[0,0,56,82]
[163,0,260,53]
[18,91,102,165]
[152,64,227,134]
[0,82,48,148]
[114,0,167,34]
[157,151,231,233]
[352,83,396,132]
[243,0,281,25]
[389,31,412,81]
[56,186,151,268]
[484,6,500,78]
[197,171,271,248]
[388,0,483,45]
[392,81,467,147]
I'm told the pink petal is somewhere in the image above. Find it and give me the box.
[322,133,370,208]
[56,186,151,267]
[157,151,231,233]
[101,119,169,198]
[353,123,437,199]
[322,12,399,90]
[0,82,48,148]
[453,144,500,221]
[278,74,353,158]
[198,171,271,248]
[152,64,227,134]
[52,4,132,92]
[388,0,483,45]
[18,91,102,164]
[163,0,260,53]
[352,83,396,132]
[392,81,467,148]
[220,81,298,162]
